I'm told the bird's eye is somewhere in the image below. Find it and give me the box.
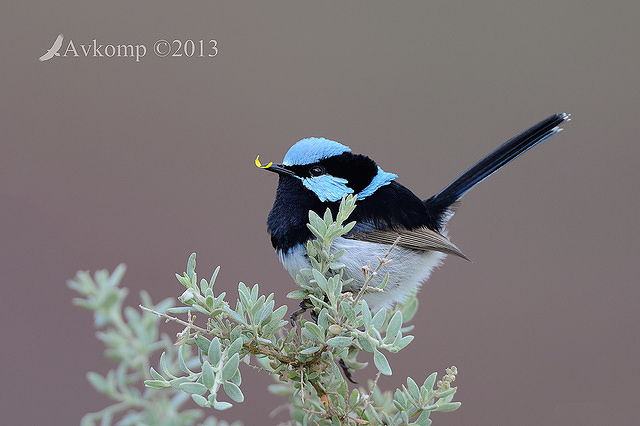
[309,166,325,177]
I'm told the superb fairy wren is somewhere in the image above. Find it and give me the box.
[257,114,569,308]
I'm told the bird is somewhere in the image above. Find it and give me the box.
[257,113,569,309]
[39,34,64,62]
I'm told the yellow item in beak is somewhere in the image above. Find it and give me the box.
[255,155,273,169]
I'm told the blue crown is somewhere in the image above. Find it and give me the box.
[283,138,351,166]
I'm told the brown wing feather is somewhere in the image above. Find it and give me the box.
[351,227,469,260]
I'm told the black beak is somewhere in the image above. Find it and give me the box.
[255,156,296,176]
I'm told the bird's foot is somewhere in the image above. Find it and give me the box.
[339,358,357,384]
[289,298,314,326]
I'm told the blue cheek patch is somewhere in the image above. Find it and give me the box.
[301,175,354,202]
[358,167,397,199]
[300,167,397,202]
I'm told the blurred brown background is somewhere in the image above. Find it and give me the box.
[2,1,638,424]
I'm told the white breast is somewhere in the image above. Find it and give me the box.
[279,237,447,309]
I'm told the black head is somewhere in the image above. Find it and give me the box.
[256,137,397,203]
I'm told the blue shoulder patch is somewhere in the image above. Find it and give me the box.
[283,137,351,166]
[358,167,398,199]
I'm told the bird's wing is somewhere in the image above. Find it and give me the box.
[39,51,54,61]
[350,226,469,260]
[52,34,63,50]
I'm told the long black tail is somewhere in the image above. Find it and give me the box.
[425,113,570,228]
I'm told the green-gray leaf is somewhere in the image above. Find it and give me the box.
[144,379,171,389]
[195,335,211,353]
[358,335,374,352]
[311,269,328,292]
[287,290,308,299]
[191,394,208,407]
[372,309,386,330]
[149,367,165,381]
[326,336,353,348]
[223,381,244,402]
[213,400,233,410]
[221,353,239,381]
[406,377,420,401]
[362,303,372,329]
[228,337,244,356]
[373,348,392,375]
[423,372,437,392]
[434,402,461,412]
[395,335,414,350]
[303,321,325,342]
[86,372,106,392]
[299,346,323,355]
[413,411,432,426]
[208,337,221,366]
[159,352,176,379]
[180,382,207,395]
[385,311,403,343]
[186,253,196,287]
[201,361,215,389]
